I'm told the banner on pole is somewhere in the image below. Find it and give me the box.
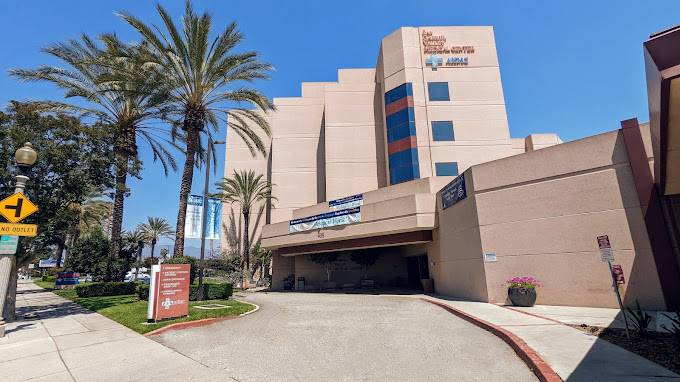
[184,195,222,240]
[205,198,222,240]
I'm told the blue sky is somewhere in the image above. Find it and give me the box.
[0,1,678,248]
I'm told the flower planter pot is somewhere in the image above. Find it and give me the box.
[508,287,536,307]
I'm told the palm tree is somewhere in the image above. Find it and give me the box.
[251,243,272,283]
[11,34,178,279]
[215,170,275,280]
[124,229,147,281]
[63,190,113,267]
[138,217,174,263]
[118,1,275,258]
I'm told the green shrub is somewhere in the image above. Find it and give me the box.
[42,275,56,282]
[75,282,137,298]
[136,282,232,301]
[137,284,150,300]
[190,283,233,300]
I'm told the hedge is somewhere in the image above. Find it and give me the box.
[42,275,56,282]
[137,282,233,301]
[75,282,137,298]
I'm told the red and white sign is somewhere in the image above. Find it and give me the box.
[597,235,614,262]
[147,264,190,322]
[611,264,625,284]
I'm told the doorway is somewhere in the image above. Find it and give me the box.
[406,254,429,290]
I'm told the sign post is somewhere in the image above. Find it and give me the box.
[597,235,630,339]
[147,264,191,323]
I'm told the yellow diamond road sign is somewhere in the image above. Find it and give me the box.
[0,193,38,223]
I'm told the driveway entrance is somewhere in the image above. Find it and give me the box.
[154,292,537,381]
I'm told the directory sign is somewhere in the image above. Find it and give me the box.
[148,264,190,322]
[441,174,467,210]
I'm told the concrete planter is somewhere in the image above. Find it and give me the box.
[508,287,537,307]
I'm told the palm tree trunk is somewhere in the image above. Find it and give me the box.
[109,152,128,280]
[150,239,156,263]
[55,238,65,268]
[173,130,199,258]
[242,209,250,282]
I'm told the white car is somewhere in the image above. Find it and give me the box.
[125,272,150,283]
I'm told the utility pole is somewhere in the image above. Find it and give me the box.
[196,139,225,300]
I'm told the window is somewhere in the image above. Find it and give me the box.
[427,82,450,101]
[431,121,454,141]
[435,162,458,176]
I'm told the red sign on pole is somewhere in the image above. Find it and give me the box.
[148,264,190,322]
[611,264,625,284]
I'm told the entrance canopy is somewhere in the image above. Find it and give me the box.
[261,177,449,256]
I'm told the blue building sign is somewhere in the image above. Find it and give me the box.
[441,174,467,210]
[329,194,363,210]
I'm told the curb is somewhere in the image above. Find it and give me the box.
[145,300,260,337]
[422,298,562,382]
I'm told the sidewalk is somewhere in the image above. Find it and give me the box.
[0,281,231,382]
[421,295,680,381]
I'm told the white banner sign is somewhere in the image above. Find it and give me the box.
[184,195,222,240]
[289,207,361,233]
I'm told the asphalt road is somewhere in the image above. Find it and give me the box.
[154,292,537,382]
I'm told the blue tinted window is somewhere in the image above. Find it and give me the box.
[431,121,454,141]
[385,83,413,104]
[428,82,450,101]
[435,162,458,176]
[389,148,420,184]
[386,107,415,130]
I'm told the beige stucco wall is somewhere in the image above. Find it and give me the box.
[428,172,489,301]
[434,126,666,309]
[324,69,384,200]
[221,112,272,254]
[269,91,328,223]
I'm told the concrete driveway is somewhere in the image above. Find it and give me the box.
[153,292,537,381]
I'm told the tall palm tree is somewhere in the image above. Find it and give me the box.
[138,217,174,263]
[11,34,178,278]
[124,229,147,281]
[118,1,275,258]
[215,170,275,279]
[63,190,113,267]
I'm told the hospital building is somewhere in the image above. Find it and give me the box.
[221,26,680,310]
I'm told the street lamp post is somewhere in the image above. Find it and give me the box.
[196,139,225,300]
[0,142,38,337]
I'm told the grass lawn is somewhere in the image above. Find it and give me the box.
[32,280,255,334]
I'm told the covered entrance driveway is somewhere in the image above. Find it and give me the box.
[273,231,433,291]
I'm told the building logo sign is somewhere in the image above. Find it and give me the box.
[422,30,474,69]
[289,207,361,233]
[441,174,467,210]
